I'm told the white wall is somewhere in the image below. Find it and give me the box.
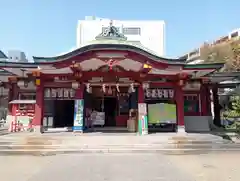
[77,17,165,56]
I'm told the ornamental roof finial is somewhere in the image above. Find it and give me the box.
[95,19,127,41]
[109,20,113,27]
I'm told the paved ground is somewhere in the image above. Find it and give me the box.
[0,153,193,181]
[168,152,240,181]
[0,152,240,181]
[0,132,240,181]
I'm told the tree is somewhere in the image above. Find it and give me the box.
[223,95,240,136]
[225,42,240,72]
[200,42,230,64]
[200,40,240,72]
[223,96,240,118]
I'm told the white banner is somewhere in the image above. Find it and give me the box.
[145,89,174,99]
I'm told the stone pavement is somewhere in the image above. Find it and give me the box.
[167,152,240,181]
[0,127,9,136]
[0,155,50,181]
[1,152,240,181]
[0,153,194,181]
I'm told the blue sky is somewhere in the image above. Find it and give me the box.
[0,0,239,60]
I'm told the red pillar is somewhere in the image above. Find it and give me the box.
[175,84,185,132]
[73,84,85,132]
[32,83,44,133]
[75,84,84,99]
[8,83,18,115]
[8,85,13,115]
[200,84,208,116]
[138,85,144,103]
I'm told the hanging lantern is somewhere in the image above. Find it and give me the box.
[86,83,92,93]
[71,82,79,89]
[116,84,120,92]
[102,84,106,93]
[178,80,184,86]
[131,83,135,92]
[35,79,41,86]
[142,83,150,90]
[17,80,25,87]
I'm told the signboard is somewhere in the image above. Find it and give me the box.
[73,99,84,132]
[91,112,105,126]
[145,88,174,100]
[44,88,76,100]
[148,103,177,125]
[138,103,148,135]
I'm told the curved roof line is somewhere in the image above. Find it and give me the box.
[33,41,186,65]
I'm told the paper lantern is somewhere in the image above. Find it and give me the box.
[35,79,41,86]
[17,80,25,87]
[72,82,79,89]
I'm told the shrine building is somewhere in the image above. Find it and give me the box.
[0,23,224,134]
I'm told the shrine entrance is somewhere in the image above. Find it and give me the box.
[43,88,76,131]
[53,100,75,128]
[104,97,117,127]
[85,85,132,132]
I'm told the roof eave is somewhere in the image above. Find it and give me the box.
[32,44,186,65]
[184,63,224,69]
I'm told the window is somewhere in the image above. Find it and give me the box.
[184,94,199,115]
[123,27,141,35]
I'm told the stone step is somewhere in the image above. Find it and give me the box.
[0,147,239,156]
[0,142,239,150]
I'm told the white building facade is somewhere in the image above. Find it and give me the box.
[77,16,165,56]
[8,50,28,62]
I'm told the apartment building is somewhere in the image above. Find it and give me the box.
[181,28,240,64]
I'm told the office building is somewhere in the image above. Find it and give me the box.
[77,16,165,56]
[8,50,28,62]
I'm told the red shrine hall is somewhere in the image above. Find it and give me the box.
[2,24,223,134]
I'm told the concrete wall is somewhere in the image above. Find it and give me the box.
[184,116,212,132]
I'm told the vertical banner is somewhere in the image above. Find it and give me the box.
[73,99,84,132]
[138,103,148,135]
